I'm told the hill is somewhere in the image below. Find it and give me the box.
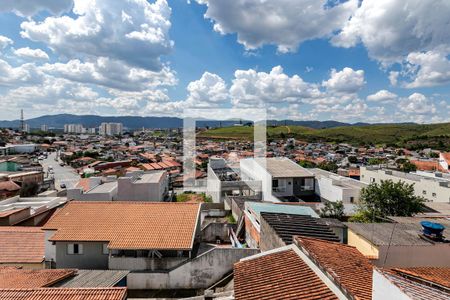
[199,123,450,150]
[0,114,368,130]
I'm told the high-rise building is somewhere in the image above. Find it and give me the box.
[41,125,49,132]
[64,124,84,134]
[23,123,30,133]
[99,123,123,136]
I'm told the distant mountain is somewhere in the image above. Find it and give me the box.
[0,113,407,130]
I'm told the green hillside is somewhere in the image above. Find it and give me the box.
[199,123,450,150]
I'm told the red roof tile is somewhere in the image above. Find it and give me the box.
[0,269,76,288]
[296,236,373,300]
[391,267,450,289]
[234,249,338,300]
[43,201,200,250]
[0,227,44,264]
[0,288,126,300]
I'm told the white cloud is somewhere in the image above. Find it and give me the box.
[403,51,450,88]
[20,0,173,70]
[0,59,43,87]
[367,90,397,102]
[332,0,450,63]
[399,93,436,115]
[195,0,357,53]
[230,66,321,107]
[0,35,13,49]
[322,67,365,94]
[186,72,228,106]
[14,47,49,60]
[389,71,399,86]
[42,58,177,91]
[0,0,73,17]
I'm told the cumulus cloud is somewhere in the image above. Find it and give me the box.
[402,51,450,88]
[195,0,357,53]
[0,0,73,17]
[20,0,173,71]
[322,67,365,94]
[14,47,49,60]
[230,66,321,107]
[367,90,397,102]
[399,93,436,115]
[0,35,13,49]
[42,58,177,91]
[186,72,228,106]
[389,71,399,86]
[0,59,43,87]
[332,0,450,63]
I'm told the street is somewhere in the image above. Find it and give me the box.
[40,152,80,190]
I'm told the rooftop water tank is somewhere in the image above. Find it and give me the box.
[421,221,445,240]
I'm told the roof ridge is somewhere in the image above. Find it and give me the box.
[296,235,356,248]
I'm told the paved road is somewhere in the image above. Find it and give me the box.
[41,152,80,190]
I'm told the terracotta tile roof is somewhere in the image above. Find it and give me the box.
[75,178,91,192]
[0,227,44,264]
[43,201,200,250]
[296,236,373,300]
[0,268,76,288]
[0,287,126,300]
[0,180,21,191]
[234,249,338,300]
[379,269,449,300]
[391,267,450,289]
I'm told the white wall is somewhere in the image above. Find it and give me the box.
[240,159,276,201]
[372,269,411,300]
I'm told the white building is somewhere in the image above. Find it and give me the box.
[23,124,30,133]
[360,166,450,203]
[40,125,49,132]
[117,171,169,201]
[310,168,367,204]
[439,152,450,172]
[64,124,84,134]
[240,157,315,202]
[99,123,123,136]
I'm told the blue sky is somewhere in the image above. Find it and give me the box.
[0,0,449,123]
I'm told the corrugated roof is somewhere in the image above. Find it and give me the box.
[54,270,129,288]
[43,201,200,250]
[0,287,126,300]
[261,212,340,243]
[234,249,338,300]
[0,227,44,264]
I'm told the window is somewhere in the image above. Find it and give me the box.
[67,243,83,255]
[423,190,427,195]
[102,243,109,255]
[432,193,436,197]
[272,179,279,188]
[350,197,354,203]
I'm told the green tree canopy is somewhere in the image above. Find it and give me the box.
[320,201,344,220]
[350,180,425,222]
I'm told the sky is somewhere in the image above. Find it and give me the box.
[0,0,449,123]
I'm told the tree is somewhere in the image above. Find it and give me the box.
[348,156,358,164]
[350,180,425,222]
[20,182,39,197]
[320,201,344,220]
[399,161,417,173]
[298,160,316,168]
[429,152,439,158]
[367,157,384,165]
[317,161,338,173]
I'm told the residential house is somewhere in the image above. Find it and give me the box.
[0,227,45,269]
[117,171,169,201]
[0,288,127,300]
[234,236,373,300]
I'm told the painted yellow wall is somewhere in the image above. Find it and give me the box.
[347,229,379,259]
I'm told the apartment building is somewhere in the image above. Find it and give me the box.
[64,124,84,134]
[360,166,450,203]
[99,123,123,136]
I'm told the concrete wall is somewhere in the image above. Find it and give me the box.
[201,222,233,243]
[117,173,168,201]
[240,159,275,202]
[315,177,361,203]
[206,166,222,203]
[376,244,450,267]
[259,216,286,252]
[109,256,187,271]
[55,241,108,269]
[127,247,259,290]
[347,230,379,259]
[66,188,116,201]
